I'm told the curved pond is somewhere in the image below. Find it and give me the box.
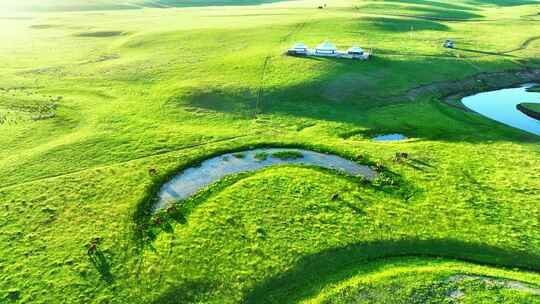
[461,84,540,136]
[155,148,376,211]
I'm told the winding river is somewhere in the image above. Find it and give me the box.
[461,84,540,136]
[155,148,376,211]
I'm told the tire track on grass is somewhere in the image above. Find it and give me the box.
[1,18,314,191]
[504,35,540,53]
[254,55,271,117]
[253,20,308,118]
[373,34,540,61]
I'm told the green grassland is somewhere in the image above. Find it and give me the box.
[0,0,540,303]
[518,102,540,120]
[522,103,540,112]
[300,258,540,304]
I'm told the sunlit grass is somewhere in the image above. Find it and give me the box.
[0,0,539,302]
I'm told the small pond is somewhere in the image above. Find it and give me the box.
[461,84,540,136]
[155,148,376,211]
[372,134,407,141]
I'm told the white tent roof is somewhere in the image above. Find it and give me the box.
[292,42,308,49]
[316,41,336,51]
[347,45,364,53]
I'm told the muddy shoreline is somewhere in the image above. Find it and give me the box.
[401,68,540,110]
[154,148,375,211]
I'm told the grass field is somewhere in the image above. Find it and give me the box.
[1,0,540,303]
[522,103,540,112]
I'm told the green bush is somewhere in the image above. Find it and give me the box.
[271,150,303,160]
[254,152,268,161]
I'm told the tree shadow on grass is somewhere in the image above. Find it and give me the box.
[88,249,114,283]
[242,239,540,304]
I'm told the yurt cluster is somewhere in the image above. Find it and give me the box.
[287,41,371,60]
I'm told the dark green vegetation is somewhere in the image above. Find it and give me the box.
[517,102,540,120]
[254,151,269,161]
[233,152,246,158]
[271,150,304,159]
[521,103,540,112]
[0,0,539,303]
[75,31,126,38]
[527,85,540,92]
[297,258,540,304]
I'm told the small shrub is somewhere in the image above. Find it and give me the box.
[254,152,268,161]
[526,85,540,92]
[393,152,409,162]
[271,150,303,160]
[8,289,20,301]
[233,153,246,159]
[86,237,102,255]
[373,161,384,172]
[374,172,397,187]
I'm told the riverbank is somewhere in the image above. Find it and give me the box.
[3,0,540,302]
[154,148,375,211]
[460,84,540,136]
[517,103,540,121]
[400,68,540,111]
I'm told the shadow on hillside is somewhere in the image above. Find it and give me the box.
[175,55,539,143]
[145,0,293,7]
[382,0,540,10]
[242,239,540,304]
[145,0,296,8]
[466,0,540,7]
[358,2,483,20]
[150,279,217,304]
[15,0,295,12]
[361,16,450,32]
[382,0,480,11]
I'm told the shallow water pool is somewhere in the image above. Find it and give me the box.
[154,148,375,211]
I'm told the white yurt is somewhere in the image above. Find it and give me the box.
[315,41,337,55]
[347,45,364,55]
[288,42,309,55]
[292,42,308,52]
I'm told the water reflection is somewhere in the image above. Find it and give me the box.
[155,148,375,211]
